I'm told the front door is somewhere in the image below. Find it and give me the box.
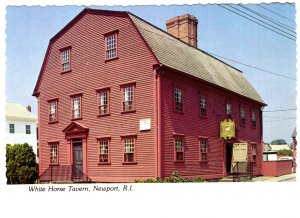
[73,140,83,178]
[226,143,233,174]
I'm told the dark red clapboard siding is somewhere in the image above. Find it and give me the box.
[38,13,158,182]
[160,71,263,179]
[37,10,263,182]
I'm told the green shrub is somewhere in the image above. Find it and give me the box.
[6,143,38,184]
[277,149,293,156]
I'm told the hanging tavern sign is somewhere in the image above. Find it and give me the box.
[220,119,235,139]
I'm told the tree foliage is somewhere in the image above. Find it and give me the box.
[6,143,38,184]
[277,149,293,156]
[270,139,287,145]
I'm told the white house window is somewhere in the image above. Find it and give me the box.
[9,123,15,134]
[26,125,31,134]
[61,48,71,72]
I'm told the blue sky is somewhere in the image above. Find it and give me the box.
[5,3,296,143]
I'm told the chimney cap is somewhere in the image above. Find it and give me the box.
[166,14,198,26]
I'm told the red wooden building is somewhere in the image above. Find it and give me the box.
[33,9,266,182]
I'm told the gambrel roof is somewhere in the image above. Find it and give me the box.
[33,8,265,105]
[128,12,265,105]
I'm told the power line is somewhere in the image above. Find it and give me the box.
[218,4,296,41]
[208,52,296,81]
[238,4,295,33]
[263,108,297,112]
[258,5,295,23]
[131,20,296,81]
[227,4,296,38]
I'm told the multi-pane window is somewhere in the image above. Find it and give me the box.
[226,103,232,118]
[72,96,81,119]
[251,111,256,128]
[240,107,246,126]
[61,48,71,72]
[122,86,134,112]
[50,143,58,164]
[26,125,31,134]
[200,139,208,161]
[49,100,58,122]
[124,138,135,162]
[99,140,109,163]
[9,123,15,134]
[252,144,257,162]
[99,90,109,115]
[174,87,183,112]
[105,33,117,60]
[175,137,184,161]
[200,95,206,116]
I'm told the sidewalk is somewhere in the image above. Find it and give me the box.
[252,173,296,182]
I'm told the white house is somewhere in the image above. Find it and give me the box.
[5,103,38,161]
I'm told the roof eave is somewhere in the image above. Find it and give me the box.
[159,64,266,106]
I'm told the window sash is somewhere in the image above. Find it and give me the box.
[252,145,257,161]
[174,87,183,111]
[240,108,246,125]
[50,144,58,164]
[175,137,184,161]
[106,34,117,59]
[226,103,232,115]
[123,86,134,111]
[200,96,206,116]
[251,111,256,128]
[49,101,57,122]
[200,140,208,161]
[99,91,109,114]
[124,138,135,162]
[72,97,81,118]
[99,140,109,162]
[9,124,15,133]
[26,125,31,134]
[61,49,70,72]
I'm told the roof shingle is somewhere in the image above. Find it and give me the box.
[129,13,265,105]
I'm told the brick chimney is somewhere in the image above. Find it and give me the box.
[166,14,198,48]
[26,105,31,112]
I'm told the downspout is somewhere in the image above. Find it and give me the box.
[260,105,265,175]
[153,64,162,179]
[37,96,41,177]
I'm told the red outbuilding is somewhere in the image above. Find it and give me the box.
[33,9,266,182]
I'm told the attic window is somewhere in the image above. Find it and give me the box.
[105,31,118,61]
[61,47,71,72]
